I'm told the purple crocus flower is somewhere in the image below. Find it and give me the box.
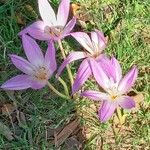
[1,35,56,90]
[57,30,108,94]
[19,0,76,41]
[81,57,138,122]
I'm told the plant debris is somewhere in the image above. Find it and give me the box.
[0,121,14,141]
[54,119,80,147]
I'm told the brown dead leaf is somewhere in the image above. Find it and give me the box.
[65,136,82,150]
[54,119,79,147]
[15,12,26,25]
[70,3,94,29]
[0,121,14,141]
[1,103,15,115]
[71,4,93,22]
[70,3,81,16]
[132,93,145,109]
[127,92,145,112]
[25,4,38,18]
[45,127,63,140]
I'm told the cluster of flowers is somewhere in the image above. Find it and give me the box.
[1,0,138,122]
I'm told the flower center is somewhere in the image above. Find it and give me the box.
[107,87,119,101]
[85,50,101,59]
[44,26,63,37]
[92,51,101,58]
[111,95,118,101]
[34,66,49,81]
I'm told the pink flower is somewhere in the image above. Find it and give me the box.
[81,57,138,122]
[1,35,56,90]
[57,30,108,94]
[19,0,76,41]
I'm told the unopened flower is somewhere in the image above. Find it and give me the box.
[81,57,138,122]
[1,35,56,90]
[57,30,108,94]
[19,0,76,41]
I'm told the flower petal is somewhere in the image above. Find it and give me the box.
[22,34,44,66]
[118,66,138,94]
[96,54,112,77]
[97,55,121,85]
[1,75,31,90]
[44,40,57,75]
[91,31,106,53]
[81,90,109,101]
[10,54,33,75]
[95,29,107,43]
[72,59,91,94]
[71,32,93,54]
[99,101,117,122]
[89,58,110,90]
[118,96,135,109]
[57,51,86,76]
[30,79,47,89]
[110,57,122,83]
[57,0,70,26]
[19,21,51,41]
[38,0,56,26]
[62,17,76,37]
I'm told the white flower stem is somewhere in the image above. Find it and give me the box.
[47,81,69,99]
[116,107,125,125]
[58,40,74,86]
[58,77,69,96]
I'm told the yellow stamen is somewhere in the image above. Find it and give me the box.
[44,26,63,37]
[34,67,48,81]
[111,95,117,100]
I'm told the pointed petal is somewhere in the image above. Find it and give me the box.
[1,75,31,90]
[118,66,138,94]
[110,57,122,83]
[97,55,121,84]
[19,21,51,41]
[97,54,112,77]
[38,0,56,26]
[10,54,33,75]
[95,30,106,49]
[71,32,93,54]
[57,51,86,76]
[57,0,70,26]
[118,96,135,109]
[62,17,76,37]
[91,32,100,53]
[72,59,91,94]
[91,31,106,53]
[44,40,57,75]
[99,101,117,122]
[22,34,44,66]
[81,90,109,101]
[30,79,47,89]
[89,58,110,90]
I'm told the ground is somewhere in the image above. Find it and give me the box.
[0,0,150,149]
